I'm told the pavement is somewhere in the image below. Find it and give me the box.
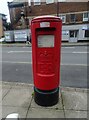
[0,42,89,47]
[0,81,88,119]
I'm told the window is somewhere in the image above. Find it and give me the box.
[62,31,69,35]
[28,0,31,5]
[70,30,78,38]
[70,14,76,23]
[85,30,89,37]
[46,0,54,4]
[70,31,74,37]
[59,15,66,23]
[2,16,6,20]
[58,0,66,2]
[83,12,89,22]
[34,0,41,5]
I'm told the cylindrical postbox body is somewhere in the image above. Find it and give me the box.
[31,16,62,106]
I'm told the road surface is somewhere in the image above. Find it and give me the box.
[1,45,88,88]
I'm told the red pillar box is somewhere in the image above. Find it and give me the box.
[31,16,62,106]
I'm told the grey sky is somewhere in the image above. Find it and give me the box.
[0,0,13,22]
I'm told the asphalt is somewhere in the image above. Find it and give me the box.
[0,81,88,119]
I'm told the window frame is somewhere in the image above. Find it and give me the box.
[34,0,41,5]
[46,0,54,4]
[70,14,76,23]
[59,14,66,23]
[84,30,89,37]
[83,12,89,22]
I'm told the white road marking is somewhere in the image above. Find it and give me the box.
[1,61,32,64]
[2,81,33,86]
[61,63,88,66]
[72,51,88,54]
[1,61,88,66]
[7,51,88,54]
[62,52,72,53]
[22,47,28,48]
[64,47,75,49]
[62,51,88,54]
[8,51,32,53]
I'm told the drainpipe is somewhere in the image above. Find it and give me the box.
[57,1,59,17]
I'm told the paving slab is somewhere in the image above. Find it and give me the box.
[2,84,33,108]
[1,82,88,119]
[61,87,87,93]
[0,105,2,120]
[27,108,65,118]
[2,105,27,118]
[61,88,87,111]
[87,111,89,119]
[2,84,11,100]
[65,110,87,118]
[0,82,2,119]
[0,83,2,105]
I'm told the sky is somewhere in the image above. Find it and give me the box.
[0,0,31,22]
[0,0,13,22]
[0,0,47,22]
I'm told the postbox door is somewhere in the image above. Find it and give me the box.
[37,35,55,75]
[34,28,60,90]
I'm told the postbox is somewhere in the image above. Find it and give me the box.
[31,15,62,106]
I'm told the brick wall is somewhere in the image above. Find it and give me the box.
[0,19,3,38]
[59,2,88,13]
[28,3,57,16]
[9,2,89,29]
[28,2,88,16]
[10,7,22,23]
[28,2,89,25]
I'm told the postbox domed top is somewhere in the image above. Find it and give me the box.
[34,15,59,19]
[31,15,61,22]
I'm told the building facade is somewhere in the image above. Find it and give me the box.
[0,13,7,38]
[8,0,89,42]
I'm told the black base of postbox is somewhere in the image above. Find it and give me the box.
[34,87,59,106]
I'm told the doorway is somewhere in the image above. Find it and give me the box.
[69,30,79,42]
